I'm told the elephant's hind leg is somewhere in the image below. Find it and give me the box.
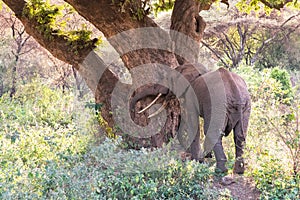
[233,108,250,174]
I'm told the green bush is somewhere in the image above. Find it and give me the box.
[0,137,219,199]
[270,67,294,103]
[95,152,216,199]
[252,158,300,199]
[0,80,96,198]
[234,64,300,199]
[0,80,221,199]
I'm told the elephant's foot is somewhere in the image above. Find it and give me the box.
[213,139,228,173]
[215,161,228,174]
[233,157,245,174]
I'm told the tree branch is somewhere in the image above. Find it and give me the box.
[220,36,234,60]
[201,41,230,68]
[260,0,293,10]
[2,0,97,68]
[222,31,236,58]
[2,0,119,128]
[250,13,300,65]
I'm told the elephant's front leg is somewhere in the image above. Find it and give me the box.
[190,126,203,162]
[213,136,228,173]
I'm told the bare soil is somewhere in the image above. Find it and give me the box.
[213,174,260,200]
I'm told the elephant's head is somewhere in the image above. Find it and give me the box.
[129,84,170,118]
[130,63,209,118]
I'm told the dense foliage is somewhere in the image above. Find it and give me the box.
[0,81,221,199]
[0,81,95,198]
[234,65,300,199]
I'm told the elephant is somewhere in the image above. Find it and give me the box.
[130,63,251,174]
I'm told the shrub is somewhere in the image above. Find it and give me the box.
[0,80,221,199]
[234,64,300,199]
[270,67,294,103]
[90,140,216,199]
[0,80,96,198]
[252,158,300,199]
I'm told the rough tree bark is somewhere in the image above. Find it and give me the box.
[170,0,208,65]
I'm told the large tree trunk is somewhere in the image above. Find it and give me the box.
[65,0,182,147]
[170,0,220,65]
[3,0,217,148]
[170,0,205,65]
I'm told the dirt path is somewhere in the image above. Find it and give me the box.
[213,175,260,200]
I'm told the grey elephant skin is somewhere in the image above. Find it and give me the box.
[130,64,251,174]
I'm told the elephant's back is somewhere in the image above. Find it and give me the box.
[218,68,250,105]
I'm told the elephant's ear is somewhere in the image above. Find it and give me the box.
[170,63,207,100]
[175,63,209,85]
[169,72,191,99]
